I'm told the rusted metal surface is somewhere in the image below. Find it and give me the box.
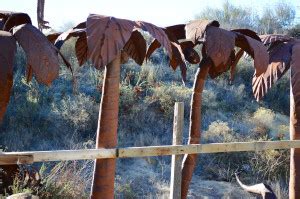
[47,22,88,66]
[205,26,236,67]
[0,11,71,121]
[260,34,293,46]
[146,38,161,60]
[2,13,32,31]
[165,24,186,40]
[180,41,200,64]
[249,34,300,198]
[185,20,220,44]
[55,16,174,68]
[146,25,200,81]
[91,55,121,199]
[54,28,85,49]
[186,20,269,78]
[46,32,61,44]
[86,14,172,69]
[291,43,300,133]
[208,50,235,79]
[0,31,16,122]
[290,42,300,199]
[181,58,211,199]
[87,14,144,68]
[13,24,59,85]
[234,32,269,76]
[182,20,269,199]
[123,30,146,65]
[231,29,262,41]
[75,32,88,66]
[252,41,294,101]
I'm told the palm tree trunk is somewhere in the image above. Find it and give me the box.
[181,58,211,199]
[289,66,300,199]
[91,55,121,199]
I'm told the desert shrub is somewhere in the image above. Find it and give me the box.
[250,148,289,183]
[200,118,289,187]
[213,83,247,112]
[271,181,289,199]
[119,85,138,113]
[200,121,248,181]
[288,23,300,38]
[51,93,98,129]
[115,177,136,198]
[203,120,237,143]
[263,72,290,114]
[201,89,218,112]
[249,107,289,139]
[148,84,191,119]
[252,107,275,127]
[38,161,92,199]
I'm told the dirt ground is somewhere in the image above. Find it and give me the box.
[188,176,256,199]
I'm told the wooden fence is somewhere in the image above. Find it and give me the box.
[1,102,299,198]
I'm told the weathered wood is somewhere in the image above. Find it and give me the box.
[0,154,33,165]
[170,102,184,199]
[1,140,300,165]
[118,140,300,157]
[0,149,116,164]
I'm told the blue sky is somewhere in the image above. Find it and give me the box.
[1,0,300,30]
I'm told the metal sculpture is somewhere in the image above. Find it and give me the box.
[146,24,200,83]
[149,20,269,199]
[0,11,70,194]
[0,11,70,122]
[252,34,300,199]
[50,14,187,198]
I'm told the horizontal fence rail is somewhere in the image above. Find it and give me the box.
[1,140,300,165]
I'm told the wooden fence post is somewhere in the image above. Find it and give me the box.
[170,102,184,199]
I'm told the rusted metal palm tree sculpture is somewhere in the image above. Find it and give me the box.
[0,11,69,194]
[146,24,200,83]
[161,20,269,199]
[252,34,300,199]
[0,11,69,124]
[51,14,182,198]
[53,18,202,198]
[88,15,174,198]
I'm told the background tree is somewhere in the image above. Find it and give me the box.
[196,1,296,34]
[288,23,300,38]
[195,1,258,30]
[37,0,49,30]
[258,3,295,34]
